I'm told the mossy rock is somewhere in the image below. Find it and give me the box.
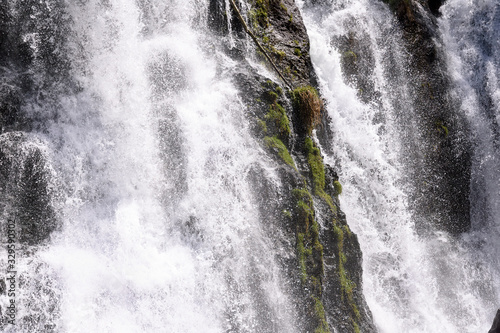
[304,137,325,194]
[333,180,342,196]
[249,0,270,28]
[264,136,296,169]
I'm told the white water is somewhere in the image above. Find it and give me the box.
[0,0,298,332]
[298,0,500,331]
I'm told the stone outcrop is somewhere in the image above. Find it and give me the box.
[209,0,377,331]
[0,132,57,245]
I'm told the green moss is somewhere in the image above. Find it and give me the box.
[264,136,296,169]
[305,137,326,194]
[257,119,268,134]
[333,180,342,196]
[264,90,279,103]
[297,233,309,283]
[275,86,283,96]
[292,188,313,206]
[293,85,320,97]
[343,224,352,236]
[312,296,330,333]
[294,48,302,56]
[264,79,274,87]
[297,199,314,220]
[265,101,290,137]
[435,120,449,137]
[343,50,357,62]
[333,223,362,330]
[293,187,325,277]
[248,10,261,29]
[304,138,337,211]
[333,224,344,246]
[254,0,270,27]
[280,1,288,11]
[261,83,289,138]
[283,209,292,219]
[333,224,350,296]
[292,186,330,332]
[261,38,286,61]
[353,322,360,333]
[270,45,286,61]
[352,303,361,321]
[259,84,293,170]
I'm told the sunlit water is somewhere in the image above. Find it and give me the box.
[297,0,500,331]
[0,0,297,332]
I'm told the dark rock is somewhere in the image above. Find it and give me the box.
[209,0,229,35]
[324,164,339,197]
[0,132,58,245]
[489,310,500,333]
[334,30,381,104]
[380,0,472,235]
[428,0,445,16]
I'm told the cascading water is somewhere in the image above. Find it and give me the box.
[1,0,499,332]
[297,0,500,331]
[0,0,300,332]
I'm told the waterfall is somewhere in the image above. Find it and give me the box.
[1,0,499,331]
[297,0,500,331]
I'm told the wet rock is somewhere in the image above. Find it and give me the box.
[381,0,472,235]
[0,132,58,245]
[212,1,377,331]
[489,310,500,333]
[334,30,380,104]
[209,0,229,35]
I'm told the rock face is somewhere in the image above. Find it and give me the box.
[210,0,377,332]
[489,310,500,333]
[0,132,57,245]
[331,0,472,235]
[387,0,472,235]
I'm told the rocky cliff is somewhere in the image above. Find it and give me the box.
[209,0,378,331]
[208,0,476,330]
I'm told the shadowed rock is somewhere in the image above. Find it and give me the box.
[0,132,58,245]
[490,310,500,333]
